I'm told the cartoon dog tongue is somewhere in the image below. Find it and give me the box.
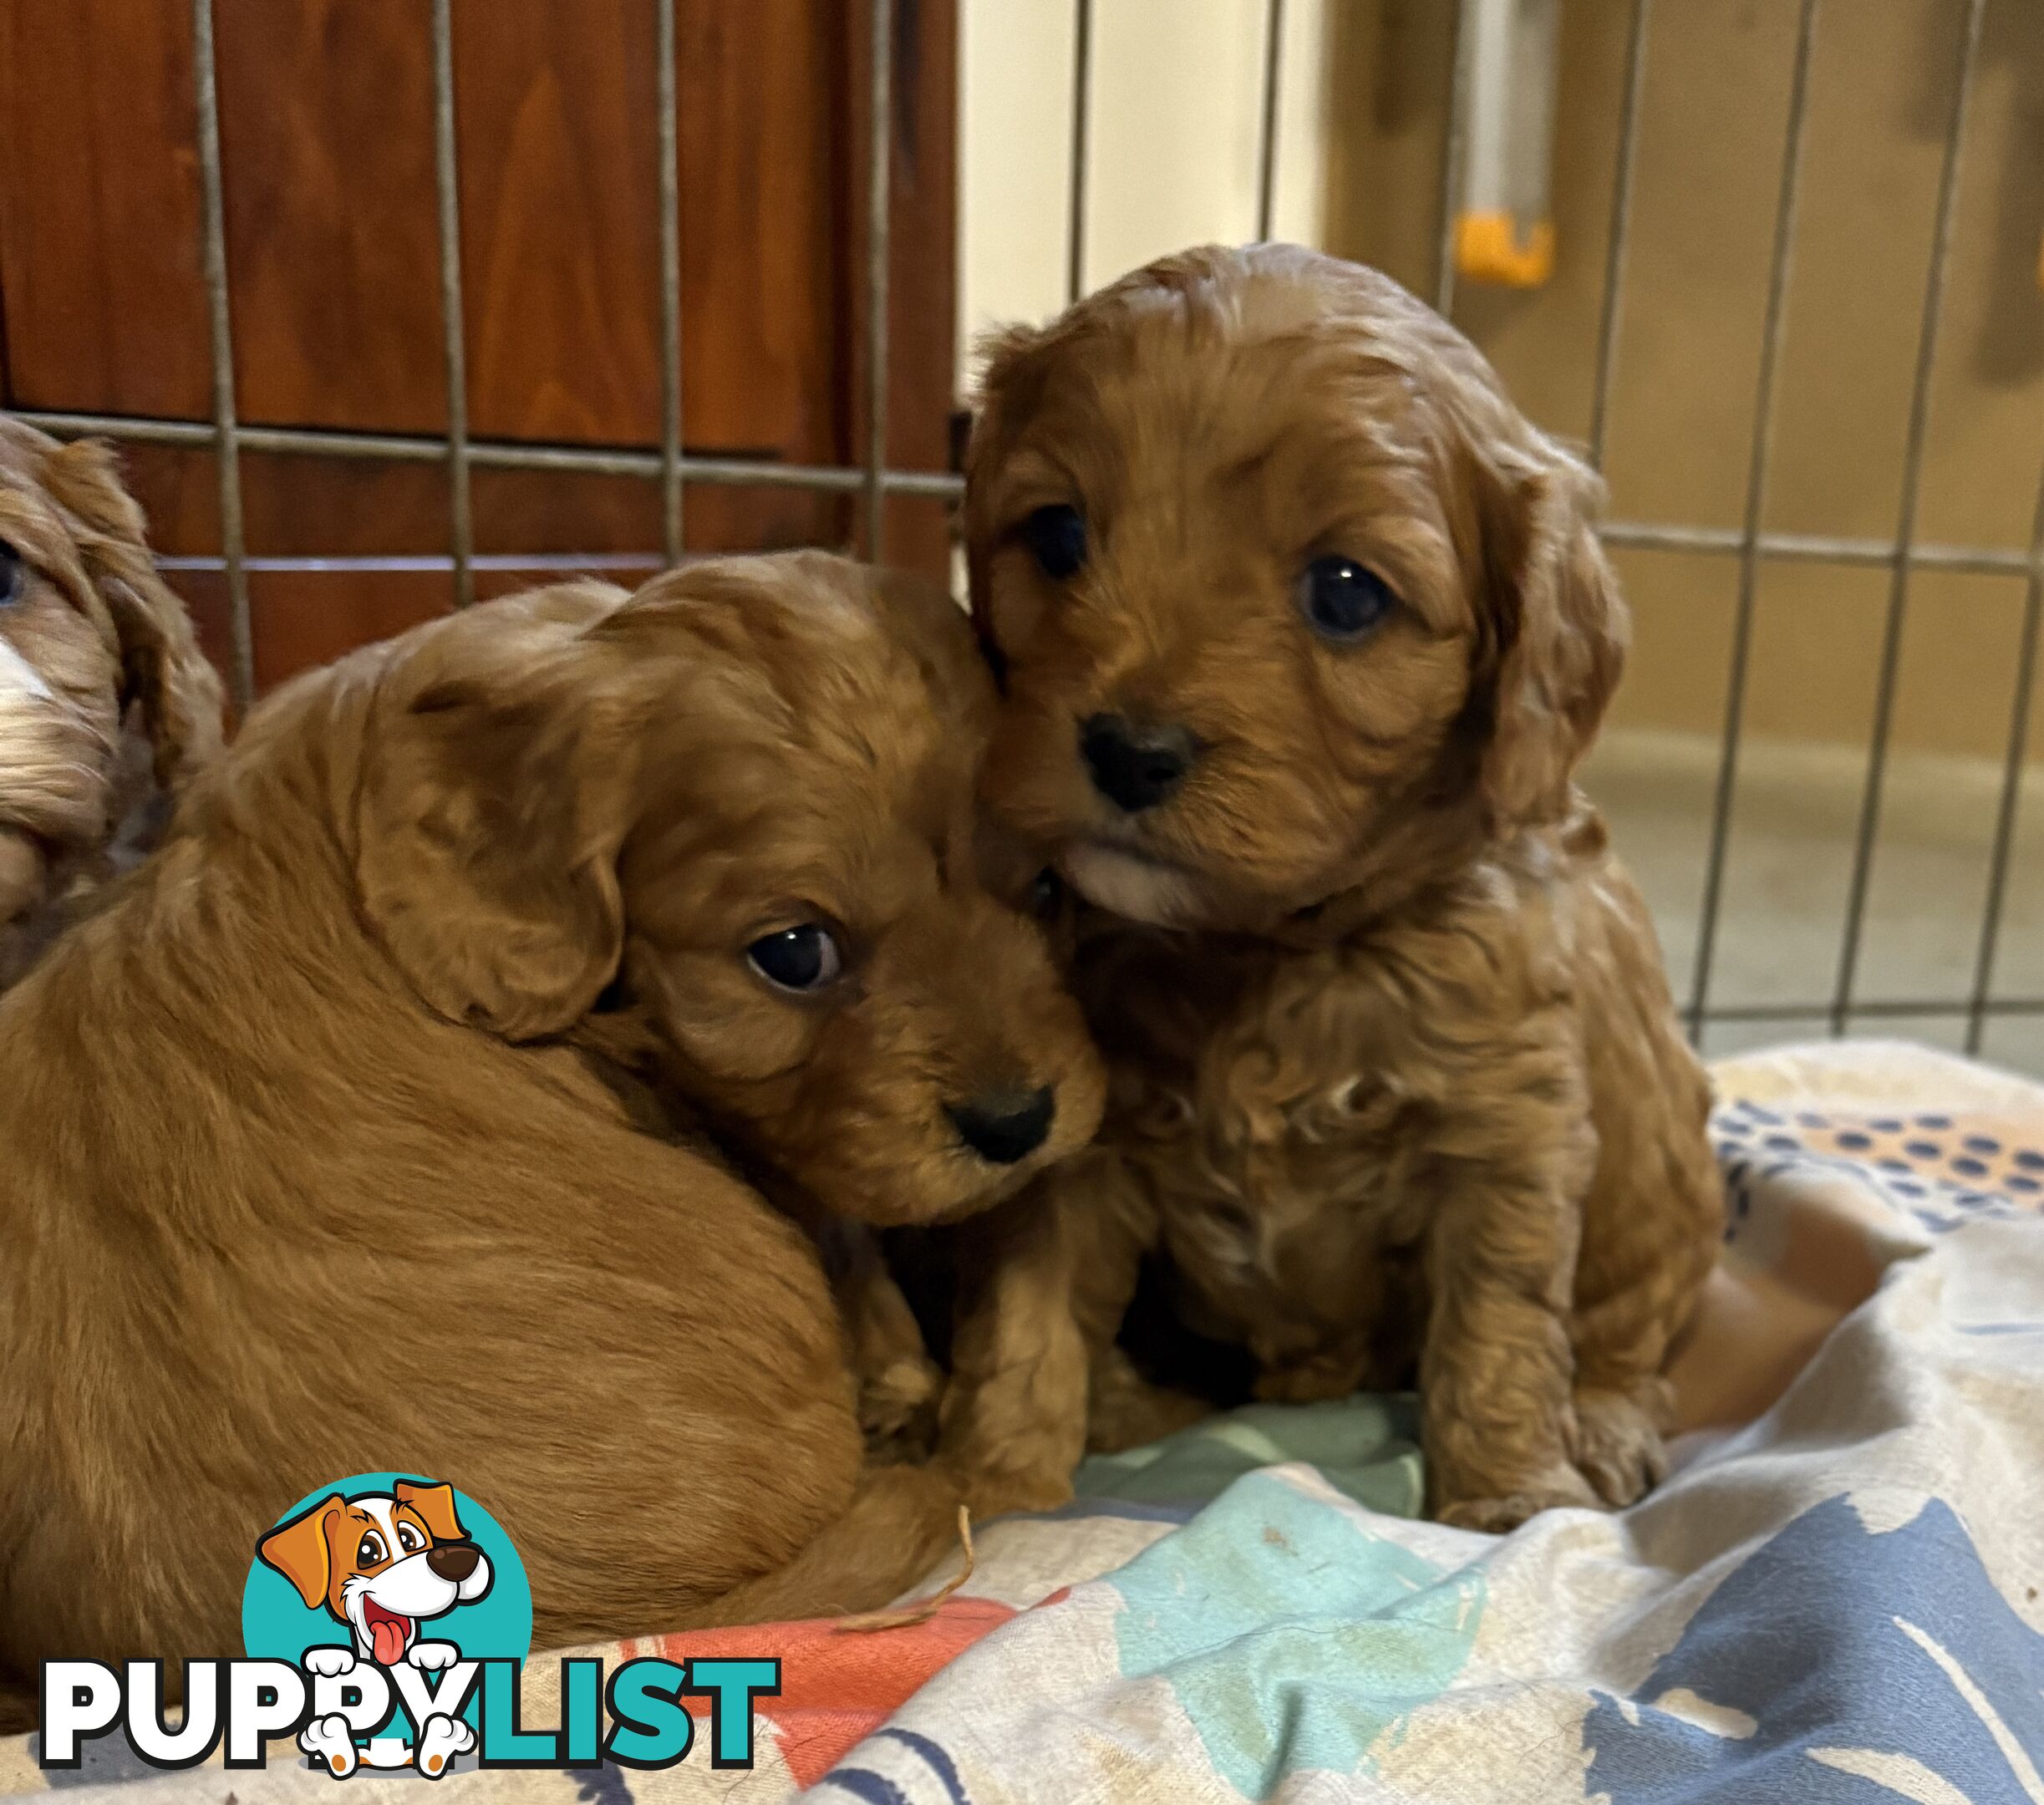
[364,1601,410,1666]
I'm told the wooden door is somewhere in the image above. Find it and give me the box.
[0,0,957,695]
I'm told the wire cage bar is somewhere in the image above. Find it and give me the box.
[1066,0,1095,305]
[655,0,684,567]
[14,0,2041,1051]
[1584,0,1652,476]
[1828,0,1989,1035]
[430,0,475,612]
[1685,0,1821,1038]
[188,0,252,717]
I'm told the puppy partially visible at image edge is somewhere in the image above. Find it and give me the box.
[0,418,221,989]
[946,244,1722,1529]
[0,554,1101,1726]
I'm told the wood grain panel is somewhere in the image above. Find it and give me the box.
[211,0,445,432]
[451,0,662,445]
[675,0,851,463]
[251,568,454,691]
[113,447,450,557]
[0,0,211,418]
[6,0,958,661]
[119,444,863,568]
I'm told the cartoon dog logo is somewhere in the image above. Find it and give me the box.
[257,1480,492,1776]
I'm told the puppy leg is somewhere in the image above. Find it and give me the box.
[1568,1228,1713,1506]
[833,1228,943,1462]
[1569,1096,1722,1506]
[1252,1340,1374,1406]
[1421,1175,1599,1531]
[1087,1343,1213,1452]
[939,1151,1153,1514]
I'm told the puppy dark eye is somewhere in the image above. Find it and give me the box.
[1019,505,1087,582]
[746,923,844,994]
[0,542,22,606]
[1028,867,1065,920]
[1298,555,1396,642]
[358,1533,386,1567]
[397,1523,422,1553]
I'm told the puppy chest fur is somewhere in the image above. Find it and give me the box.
[1077,817,1711,1400]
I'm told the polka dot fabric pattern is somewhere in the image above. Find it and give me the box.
[1715,1100,2044,1223]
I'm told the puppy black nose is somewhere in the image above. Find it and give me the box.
[1080,714,1194,813]
[425,1543,480,1582]
[947,1086,1055,1165]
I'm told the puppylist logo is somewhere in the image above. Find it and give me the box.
[38,1473,780,1780]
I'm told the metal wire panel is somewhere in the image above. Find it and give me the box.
[1684,0,1821,1040]
[1255,0,1287,243]
[430,0,474,610]
[1965,450,2044,1052]
[864,0,894,562]
[1434,1,1471,317]
[189,0,252,716]
[1829,0,1989,1034]
[17,1,2041,1045]
[656,0,684,567]
[1585,0,1652,475]
[1066,0,1094,304]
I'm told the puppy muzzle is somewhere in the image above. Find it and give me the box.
[0,643,115,896]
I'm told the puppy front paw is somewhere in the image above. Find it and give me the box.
[1086,1345,1212,1452]
[1570,1387,1670,1508]
[300,1712,358,1777]
[1433,1464,1601,1533]
[303,1646,357,1679]
[1252,1347,1369,1406]
[858,1354,944,1462]
[408,1640,459,1672]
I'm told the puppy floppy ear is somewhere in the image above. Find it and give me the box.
[964,322,1050,675]
[354,620,635,1040]
[1471,440,1629,826]
[394,1480,466,1543]
[42,438,224,789]
[257,1496,344,1611]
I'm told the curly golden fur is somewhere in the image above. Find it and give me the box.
[0,552,1101,1711]
[943,246,1722,1528]
[0,418,221,989]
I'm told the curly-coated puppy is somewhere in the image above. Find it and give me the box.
[0,552,1101,1715]
[0,419,221,988]
[943,245,1721,1529]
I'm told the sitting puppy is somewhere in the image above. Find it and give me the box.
[943,246,1721,1529]
[0,552,1101,1716]
[0,418,221,988]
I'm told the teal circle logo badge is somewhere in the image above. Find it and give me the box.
[242,1473,531,1777]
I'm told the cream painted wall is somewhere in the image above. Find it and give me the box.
[958,0,2043,769]
[958,0,1330,383]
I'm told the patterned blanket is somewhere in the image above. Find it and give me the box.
[7,1040,2041,1802]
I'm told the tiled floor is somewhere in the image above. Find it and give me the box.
[1581,730,2044,1078]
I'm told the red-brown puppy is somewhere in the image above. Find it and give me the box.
[946,245,1721,1529]
[0,552,1101,1721]
[0,418,221,988]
